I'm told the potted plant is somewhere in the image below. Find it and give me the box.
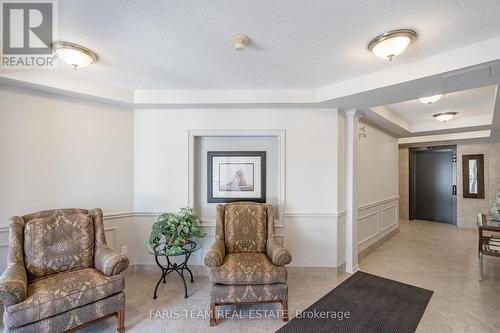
[146,208,205,254]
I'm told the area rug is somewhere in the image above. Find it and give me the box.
[277,271,433,333]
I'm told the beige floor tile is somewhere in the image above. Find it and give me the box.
[2,219,500,332]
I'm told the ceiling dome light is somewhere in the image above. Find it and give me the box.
[52,41,97,69]
[368,29,417,61]
[231,34,249,51]
[419,94,443,104]
[433,112,457,122]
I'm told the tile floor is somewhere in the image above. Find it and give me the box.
[6,219,500,332]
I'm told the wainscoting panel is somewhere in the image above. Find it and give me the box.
[335,214,346,269]
[0,211,345,272]
[358,196,399,252]
[104,227,117,250]
[358,211,379,246]
[0,226,8,272]
[381,205,398,231]
[284,213,343,267]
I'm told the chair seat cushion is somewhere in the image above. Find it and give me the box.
[210,283,288,303]
[210,253,287,285]
[6,293,125,333]
[4,268,124,329]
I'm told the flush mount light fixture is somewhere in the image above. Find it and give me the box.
[368,29,417,61]
[231,34,249,51]
[52,41,97,69]
[433,112,457,122]
[419,94,443,104]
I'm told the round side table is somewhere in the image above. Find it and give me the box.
[146,240,201,299]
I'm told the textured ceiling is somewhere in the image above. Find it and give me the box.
[56,0,500,90]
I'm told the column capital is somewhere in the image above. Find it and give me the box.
[344,109,362,119]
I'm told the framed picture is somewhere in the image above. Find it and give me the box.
[207,151,266,203]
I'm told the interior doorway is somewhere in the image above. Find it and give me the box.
[409,146,457,225]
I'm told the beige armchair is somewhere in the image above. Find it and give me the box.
[0,208,129,332]
[204,202,292,326]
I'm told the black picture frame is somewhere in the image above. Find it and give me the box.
[462,154,485,199]
[207,151,266,203]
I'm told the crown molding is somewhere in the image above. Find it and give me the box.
[2,35,500,109]
[398,130,491,145]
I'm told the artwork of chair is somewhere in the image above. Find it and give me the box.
[204,202,292,326]
[0,208,129,332]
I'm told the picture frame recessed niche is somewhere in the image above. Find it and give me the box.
[207,151,266,203]
[187,129,286,228]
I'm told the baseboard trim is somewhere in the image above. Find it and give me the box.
[359,227,400,261]
[345,264,359,274]
[128,263,347,277]
[129,263,210,277]
[335,262,346,276]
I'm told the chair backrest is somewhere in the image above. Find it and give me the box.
[21,209,98,281]
[216,202,273,254]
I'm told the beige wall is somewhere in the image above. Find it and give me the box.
[0,85,349,270]
[399,139,500,227]
[0,86,135,223]
[0,85,135,272]
[457,140,500,227]
[357,120,400,252]
[358,120,399,207]
[134,108,343,267]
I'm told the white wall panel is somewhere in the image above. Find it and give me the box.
[0,86,345,269]
[356,119,399,252]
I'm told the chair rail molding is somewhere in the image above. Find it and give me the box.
[283,211,347,218]
[104,212,166,219]
[358,196,400,211]
[188,129,286,224]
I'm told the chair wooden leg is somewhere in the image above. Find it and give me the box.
[282,300,289,322]
[210,303,217,327]
[117,308,125,333]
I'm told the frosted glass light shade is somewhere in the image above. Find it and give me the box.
[419,94,443,104]
[368,29,417,60]
[52,42,97,69]
[433,112,457,122]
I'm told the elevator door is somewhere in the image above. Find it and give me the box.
[411,148,456,224]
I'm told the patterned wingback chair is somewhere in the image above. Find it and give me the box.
[204,202,292,326]
[0,208,129,332]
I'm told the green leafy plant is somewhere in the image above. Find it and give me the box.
[146,208,205,254]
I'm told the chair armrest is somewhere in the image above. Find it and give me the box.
[0,263,27,307]
[267,238,292,266]
[204,239,225,267]
[95,247,129,276]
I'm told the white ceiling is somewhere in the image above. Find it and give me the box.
[2,0,500,142]
[376,85,496,133]
[56,0,500,90]
[385,86,495,123]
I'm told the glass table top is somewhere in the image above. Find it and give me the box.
[146,239,202,257]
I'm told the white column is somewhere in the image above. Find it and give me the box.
[345,109,360,274]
